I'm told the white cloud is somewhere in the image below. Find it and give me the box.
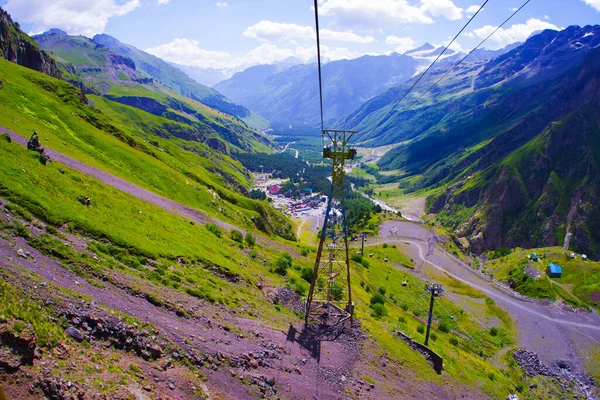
[3,0,140,36]
[157,0,169,5]
[473,18,560,49]
[216,2,228,8]
[464,32,475,38]
[465,5,480,14]
[243,20,313,42]
[420,0,463,21]
[321,29,374,43]
[385,35,416,53]
[146,38,370,71]
[582,0,600,12]
[146,38,236,69]
[242,21,374,44]
[318,0,433,29]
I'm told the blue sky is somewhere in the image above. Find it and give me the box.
[3,0,600,70]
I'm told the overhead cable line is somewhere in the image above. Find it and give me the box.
[313,0,325,132]
[365,0,490,140]
[401,0,533,114]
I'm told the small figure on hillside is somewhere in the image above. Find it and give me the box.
[39,149,51,165]
[77,195,91,206]
[27,130,43,152]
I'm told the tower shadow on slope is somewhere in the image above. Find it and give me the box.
[286,322,353,364]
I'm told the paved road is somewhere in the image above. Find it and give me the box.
[368,220,600,380]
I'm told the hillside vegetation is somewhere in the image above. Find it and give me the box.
[0,57,294,239]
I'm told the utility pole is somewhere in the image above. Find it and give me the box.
[424,283,444,346]
[360,233,368,256]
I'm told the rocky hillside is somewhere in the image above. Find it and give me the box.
[428,45,600,257]
[0,7,60,78]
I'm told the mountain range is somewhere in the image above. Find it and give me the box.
[342,25,600,257]
[213,43,517,126]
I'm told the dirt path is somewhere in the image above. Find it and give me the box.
[371,220,600,381]
[0,126,293,253]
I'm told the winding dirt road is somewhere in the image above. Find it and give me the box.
[369,220,600,380]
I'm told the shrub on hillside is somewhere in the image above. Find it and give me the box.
[300,266,314,283]
[205,223,222,238]
[245,232,255,247]
[438,322,450,333]
[230,229,243,243]
[371,303,388,319]
[351,253,363,263]
[274,252,292,275]
[370,292,385,306]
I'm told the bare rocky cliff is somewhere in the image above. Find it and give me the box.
[0,7,60,79]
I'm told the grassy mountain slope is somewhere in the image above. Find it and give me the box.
[92,33,268,129]
[429,104,600,258]
[425,43,600,257]
[0,56,293,239]
[34,30,271,153]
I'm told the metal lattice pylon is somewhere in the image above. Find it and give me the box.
[305,130,357,327]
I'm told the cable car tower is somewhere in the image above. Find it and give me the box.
[305,130,357,327]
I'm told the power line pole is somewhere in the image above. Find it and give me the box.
[360,233,368,256]
[424,283,444,346]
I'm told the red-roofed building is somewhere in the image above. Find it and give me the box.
[269,185,281,195]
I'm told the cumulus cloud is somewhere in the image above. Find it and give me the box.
[385,35,416,53]
[317,0,468,28]
[318,0,434,29]
[157,0,169,5]
[216,2,229,8]
[465,5,481,15]
[242,21,374,44]
[473,18,560,49]
[320,29,374,44]
[3,0,140,36]
[420,0,463,21]
[146,38,369,70]
[582,0,600,12]
[243,21,314,42]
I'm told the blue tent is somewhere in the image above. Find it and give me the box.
[547,263,562,278]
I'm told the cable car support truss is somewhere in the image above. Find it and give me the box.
[305,129,357,327]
